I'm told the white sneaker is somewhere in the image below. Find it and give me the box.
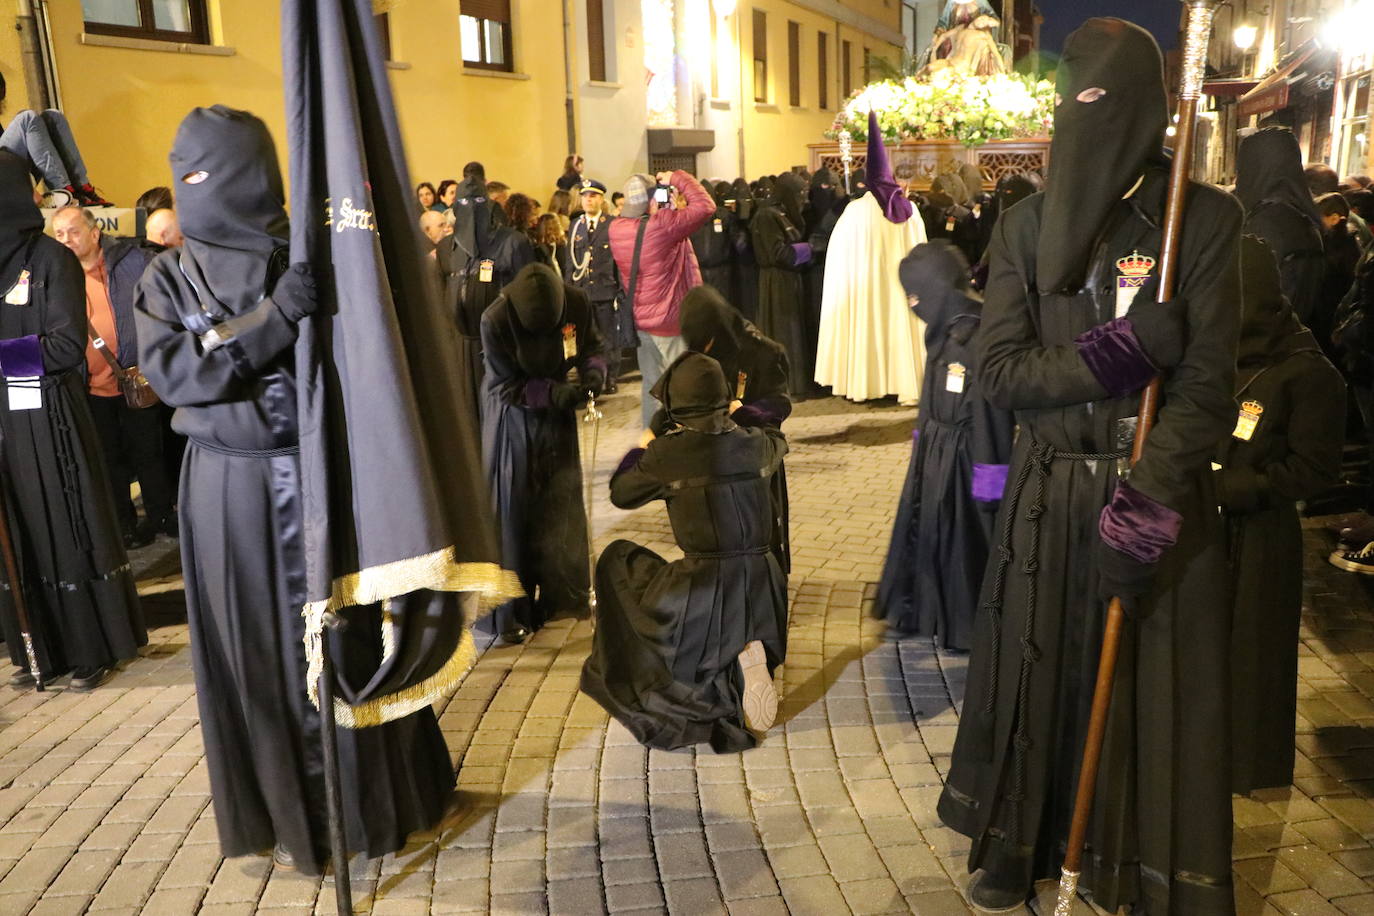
[1330,540,1374,575]
[738,640,777,735]
[40,188,74,209]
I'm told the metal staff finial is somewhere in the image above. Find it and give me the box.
[838,128,853,195]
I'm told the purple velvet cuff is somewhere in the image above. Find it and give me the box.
[790,242,813,267]
[584,356,608,378]
[0,335,44,378]
[1074,317,1156,398]
[971,463,1009,502]
[614,448,646,477]
[912,428,921,444]
[1098,481,1182,564]
[523,377,554,409]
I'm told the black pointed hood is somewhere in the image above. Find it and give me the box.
[1235,127,1323,235]
[680,284,747,358]
[1037,19,1168,294]
[1237,234,1313,372]
[651,351,733,433]
[0,151,42,296]
[773,173,807,228]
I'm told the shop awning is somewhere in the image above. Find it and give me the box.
[1203,78,1260,98]
[1238,41,1322,119]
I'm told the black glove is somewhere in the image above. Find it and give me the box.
[1123,282,1187,371]
[274,263,319,323]
[551,382,589,411]
[1094,539,1156,618]
[581,365,606,397]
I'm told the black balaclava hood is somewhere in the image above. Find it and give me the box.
[774,173,806,228]
[1235,127,1323,234]
[505,263,565,332]
[898,241,976,346]
[1237,234,1307,368]
[931,174,969,208]
[849,167,868,200]
[996,171,1043,214]
[169,106,289,313]
[710,180,731,208]
[808,168,842,222]
[651,351,733,433]
[0,151,43,295]
[1038,18,1168,294]
[680,284,747,357]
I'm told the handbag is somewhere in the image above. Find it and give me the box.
[87,326,160,409]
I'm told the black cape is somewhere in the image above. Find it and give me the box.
[936,166,1243,915]
[0,153,144,676]
[1219,237,1345,795]
[480,282,607,633]
[750,195,811,396]
[875,283,1013,650]
[581,422,789,753]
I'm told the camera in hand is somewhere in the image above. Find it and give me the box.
[654,185,671,205]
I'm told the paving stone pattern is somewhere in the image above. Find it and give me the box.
[1,391,1373,914]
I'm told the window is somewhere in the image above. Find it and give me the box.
[709,1,719,97]
[375,13,392,61]
[753,9,768,103]
[787,22,801,107]
[842,40,852,98]
[587,0,607,82]
[863,46,871,84]
[818,32,829,110]
[81,0,209,44]
[461,0,512,72]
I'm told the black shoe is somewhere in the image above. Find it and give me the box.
[604,380,619,395]
[69,666,112,691]
[160,515,179,539]
[9,668,34,688]
[1331,541,1374,574]
[123,525,155,550]
[967,870,1030,913]
[498,625,530,646]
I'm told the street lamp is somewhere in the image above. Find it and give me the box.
[1233,23,1258,51]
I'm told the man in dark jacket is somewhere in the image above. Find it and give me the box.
[569,178,626,392]
[52,206,174,546]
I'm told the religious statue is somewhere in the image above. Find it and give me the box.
[920,0,1009,78]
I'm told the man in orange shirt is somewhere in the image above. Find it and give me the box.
[52,207,172,548]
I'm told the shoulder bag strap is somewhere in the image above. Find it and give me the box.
[627,216,649,308]
[87,323,127,376]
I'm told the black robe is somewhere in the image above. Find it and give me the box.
[0,235,144,675]
[580,425,788,753]
[936,169,1242,915]
[750,202,811,395]
[875,302,1013,650]
[480,284,606,634]
[1219,244,1345,795]
[1245,200,1325,328]
[690,206,739,302]
[730,183,761,322]
[136,249,453,874]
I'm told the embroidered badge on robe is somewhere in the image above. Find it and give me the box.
[1233,399,1263,441]
[1115,250,1156,319]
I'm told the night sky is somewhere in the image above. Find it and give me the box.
[1036,0,1181,54]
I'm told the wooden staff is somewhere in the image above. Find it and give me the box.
[1055,3,1220,913]
[0,471,42,691]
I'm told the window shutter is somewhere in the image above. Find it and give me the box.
[461,0,510,22]
[842,40,852,97]
[587,0,606,82]
[788,22,800,107]
[753,9,767,63]
[818,33,828,110]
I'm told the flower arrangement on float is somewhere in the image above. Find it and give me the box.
[826,70,1055,147]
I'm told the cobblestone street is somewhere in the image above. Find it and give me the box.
[3,389,1374,914]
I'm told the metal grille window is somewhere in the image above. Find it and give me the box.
[81,0,209,44]
[461,0,513,72]
[753,9,768,103]
[587,0,607,82]
[818,32,829,110]
[788,21,801,107]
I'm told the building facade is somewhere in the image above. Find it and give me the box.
[1,1,903,207]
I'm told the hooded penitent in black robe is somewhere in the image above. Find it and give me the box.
[973,172,1044,290]
[875,242,1013,649]
[0,152,144,679]
[1235,128,1326,328]
[935,21,1242,915]
[804,169,844,395]
[135,108,452,874]
[730,179,761,322]
[580,352,788,753]
[1221,237,1344,795]
[751,174,813,395]
[481,265,607,636]
[690,183,740,303]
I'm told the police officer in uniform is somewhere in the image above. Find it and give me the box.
[568,178,627,392]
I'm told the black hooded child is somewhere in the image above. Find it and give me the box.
[580,351,788,753]
[935,20,1243,914]
[750,172,814,396]
[1234,127,1326,327]
[1221,236,1344,796]
[480,263,607,644]
[875,242,1013,649]
[0,150,144,687]
[134,106,454,874]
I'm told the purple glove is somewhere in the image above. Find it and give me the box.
[790,242,813,267]
[0,335,44,378]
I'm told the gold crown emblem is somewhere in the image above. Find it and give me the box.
[1241,399,1264,416]
[1116,250,1156,277]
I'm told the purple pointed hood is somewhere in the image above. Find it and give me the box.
[867,110,913,223]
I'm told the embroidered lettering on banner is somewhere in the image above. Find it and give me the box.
[1115,250,1156,319]
[322,196,378,234]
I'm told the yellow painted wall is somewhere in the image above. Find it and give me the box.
[0,12,32,115]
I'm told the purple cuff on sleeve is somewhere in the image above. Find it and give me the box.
[971,463,1009,502]
[523,377,554,409]
[0,335,44,378]
[790,242,813,267]
[1098,480,1183,564]
[731,404,768,427]
[585,356,608,378]
[1074,317,1156,398]
[912,428,921,444]
[614,447,646,477]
